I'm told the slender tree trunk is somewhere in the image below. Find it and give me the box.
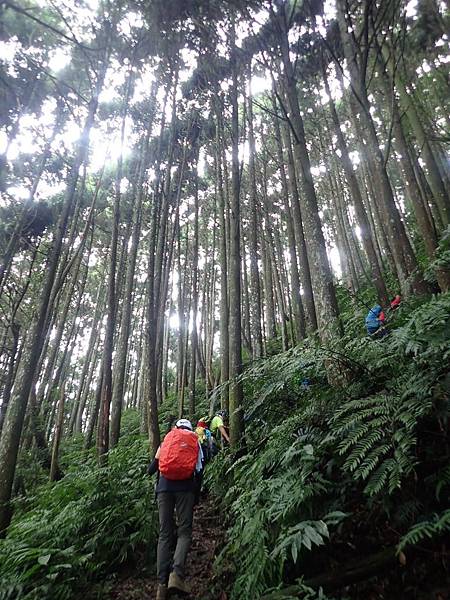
[336,1,428,296]
[323,63,388,304]
[228,20,244,445]
[241,239,253,354]
[0,65,106,533]
[271,230,289,351]
[275,4,341,344]
[0,323,20,436]
[69,284,104,434]
[381,43,450,227]
[215,108,229,411]
[261,170,277,341]
[189,162,200,419]
[49,384,65,482]
[0,101,64,298]
[97,175,120,463]
[272,99,306,341]
[247,66,264,358]
[110,109,153,447]
[84,367,104,450]
[280,111,318,333]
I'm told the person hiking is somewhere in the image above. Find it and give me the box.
[195,418,212,464]
[148,418,204,600]
[390,294,401,311]
[365,304,386,337]
[210,409,230,451]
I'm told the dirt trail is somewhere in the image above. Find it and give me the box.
[108,495,226,600]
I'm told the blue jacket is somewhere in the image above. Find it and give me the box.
[365,304,383,333]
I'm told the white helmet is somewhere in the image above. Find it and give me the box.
[176,418,193,431]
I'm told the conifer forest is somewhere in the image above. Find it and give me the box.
[0,0,450,598]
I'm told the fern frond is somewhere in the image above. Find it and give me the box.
[398,509,450,551]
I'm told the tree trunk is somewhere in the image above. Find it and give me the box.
[189,162,200,419]
[69,284,104,435]
[275,4,341,345]
[336,1,428,296]
[381,43,450,227]
[49,384,65,482]
[272,98,306,342]
[0,63,106,533]
[323,63,388,304]
[215,106,230,411]
[280,109,318,334]
[0,323,20,436]
[97,174,121,463]
[110,108,153,447]
[228,20,244,445]
[84,366,103,450]
[247,66,264,358]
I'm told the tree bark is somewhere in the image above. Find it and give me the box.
[275,3,341,345]
[228,19,244,445]
[0,62,106,533]
[323,62,388,305]
[272,97,306,342]
[49,383,65,482]
[280,108,318,334]
[336,1,428,296]
[247,66,264,358]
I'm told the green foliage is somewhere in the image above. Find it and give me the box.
[398,509,450,552]
[209,293,450,598]
[271,520,329,562]
[330,389,431,496]
[0,438,156,600]
[424,225,450,283]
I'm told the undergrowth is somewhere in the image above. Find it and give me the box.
[207,292,450,599]
[0,434,156,600]
[1,293,449,600]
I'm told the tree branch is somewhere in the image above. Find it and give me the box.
[3,1,99,51]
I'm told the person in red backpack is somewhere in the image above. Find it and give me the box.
[148,419,203,600]
[390,294,401,310]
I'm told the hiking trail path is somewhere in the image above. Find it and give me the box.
[106,495,227,600]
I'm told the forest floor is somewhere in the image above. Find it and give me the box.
[94,494,227,600]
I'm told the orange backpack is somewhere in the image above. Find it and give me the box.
[159,429,199,480]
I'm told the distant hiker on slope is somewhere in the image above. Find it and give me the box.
[390,294,401,311]
[196,418,213,464]
[365,304,387,338]
[210,409,230,453]
[148,418,204,600]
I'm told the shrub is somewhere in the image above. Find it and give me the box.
[0,438,156,600]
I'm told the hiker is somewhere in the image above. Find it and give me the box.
[148,418,203,600]
[390,294,401,311]
[195,418,213,464]
[210,409,230,451]
[365,304,386,337]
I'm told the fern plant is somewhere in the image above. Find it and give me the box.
[208,293,450,599]
[0,436,157,600]
[398,509,450,551]
[329,388,432,496]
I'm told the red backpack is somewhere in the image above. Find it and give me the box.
[159,428,199,480]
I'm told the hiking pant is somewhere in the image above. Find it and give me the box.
[157,491,195,584]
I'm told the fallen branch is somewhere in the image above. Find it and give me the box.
[261,546,397,598]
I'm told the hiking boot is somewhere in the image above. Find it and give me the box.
[168,571,190,595]
[156,583,168,600]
